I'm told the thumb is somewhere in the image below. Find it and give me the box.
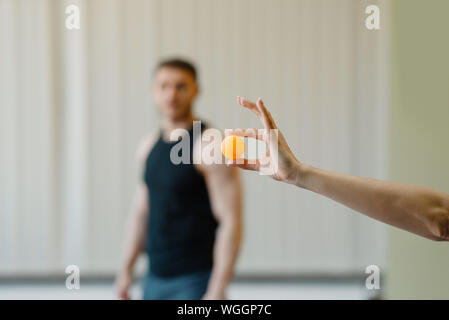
[226,158,260,171]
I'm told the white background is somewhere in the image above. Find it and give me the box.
[0,0,390,277]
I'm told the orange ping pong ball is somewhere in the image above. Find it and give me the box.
[221,135,245,160]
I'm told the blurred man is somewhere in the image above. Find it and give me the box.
[115,59,242,300]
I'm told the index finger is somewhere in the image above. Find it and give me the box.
[256,98,277,130]
[225,128,266,141]
[237,96,262,117]
[237,96,277,131]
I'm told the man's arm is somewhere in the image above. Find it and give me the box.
[115,134,157,300]
[115,183,149,300]
[228,97,449,242]
[196,140,243,299]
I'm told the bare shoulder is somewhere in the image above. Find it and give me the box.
[192,121,221,152]
[193,123,237,177]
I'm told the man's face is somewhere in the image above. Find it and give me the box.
[153,67,198,120]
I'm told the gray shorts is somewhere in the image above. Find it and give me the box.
[142,269,212,300]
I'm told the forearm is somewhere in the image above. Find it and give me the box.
[119,211,148,273]
[295,163,449,241]
[207,219,242,294]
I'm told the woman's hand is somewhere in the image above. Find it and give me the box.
[226,97,449,242]
[226,97,302,185]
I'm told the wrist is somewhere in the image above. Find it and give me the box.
[204,286,226,299]
[289,161,309,189]
[120,263,133,275]
[206,278,228,295]
[207,282,226,294]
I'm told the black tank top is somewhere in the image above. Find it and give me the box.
[143,122,218,277]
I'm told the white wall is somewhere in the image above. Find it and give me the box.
[0,0,390,277]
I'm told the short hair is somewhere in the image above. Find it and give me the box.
[154,58,197,81]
